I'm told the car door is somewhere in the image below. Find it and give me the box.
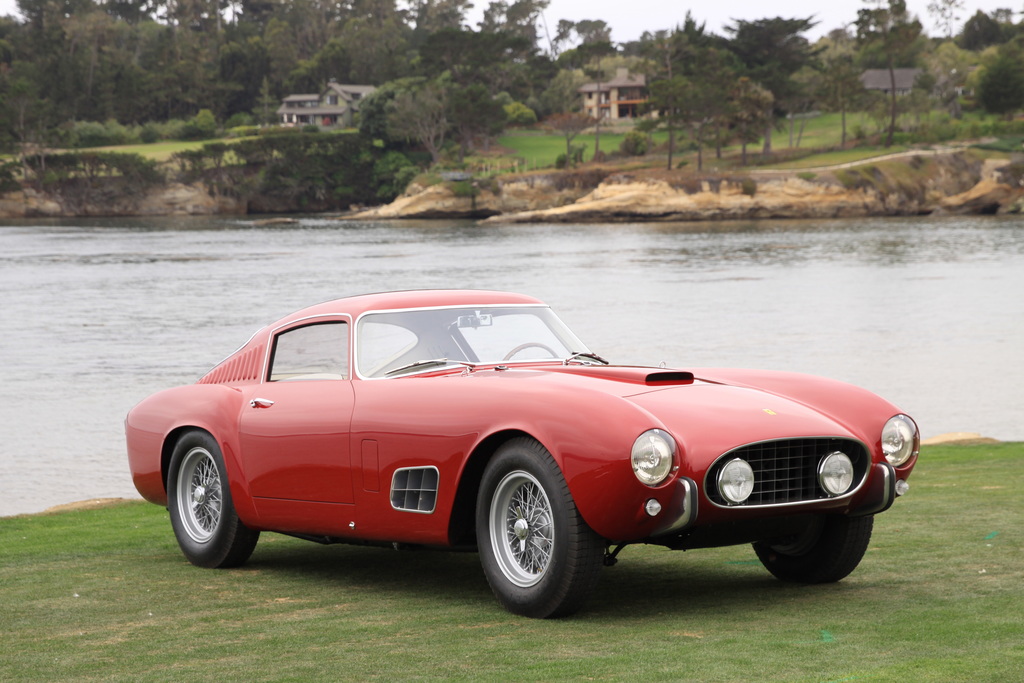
[239,319,355,505]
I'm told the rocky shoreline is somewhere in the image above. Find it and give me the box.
[349,151,1024,223]
[1,150,1021,221]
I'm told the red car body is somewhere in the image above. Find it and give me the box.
[127,290,919,617]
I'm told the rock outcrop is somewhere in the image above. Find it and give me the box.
[0,182,246,218]
[349,152,1024,224]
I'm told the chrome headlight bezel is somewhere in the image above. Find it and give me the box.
[631,429,677,487]
[881,414,919,467]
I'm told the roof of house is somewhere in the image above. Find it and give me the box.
[278,83,377,116]
[860,68,922,91]
[578,68,646,93]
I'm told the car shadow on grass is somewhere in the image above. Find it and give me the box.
[233,536,864,620]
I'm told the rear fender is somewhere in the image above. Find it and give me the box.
[127,384,259,525]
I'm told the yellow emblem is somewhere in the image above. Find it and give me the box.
[762,408,777,416]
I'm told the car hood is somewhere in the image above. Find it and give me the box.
[527,364,887,466]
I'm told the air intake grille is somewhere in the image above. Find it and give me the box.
[707,438,868,507]
[390,467,439,513]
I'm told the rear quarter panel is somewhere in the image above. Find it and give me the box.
[126,384,256,521]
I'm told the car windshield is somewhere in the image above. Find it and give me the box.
[356,305,590,378]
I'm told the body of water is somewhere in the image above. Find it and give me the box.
[2,214,1022,517]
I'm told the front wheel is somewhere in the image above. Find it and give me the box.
[167,430,259,568]
[753,515,873,584]
[476,438,604,618]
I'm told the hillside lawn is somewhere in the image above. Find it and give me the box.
[1,442,1021,681]
[85,110,979,175]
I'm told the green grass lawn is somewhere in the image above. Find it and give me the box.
[2,442,1021,681]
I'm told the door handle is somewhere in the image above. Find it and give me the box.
[249,398,275,409]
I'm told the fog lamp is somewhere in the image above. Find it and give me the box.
[896,479,910,496]
[818,451,855,496]
[718,458,754,505]
[644,499,663,517]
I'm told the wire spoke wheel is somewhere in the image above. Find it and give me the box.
[168,431,259,569]
[491,471,555,586]
[476,437,605,618]
[175,446,224,543]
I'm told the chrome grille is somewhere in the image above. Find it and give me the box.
[707,438,868,507]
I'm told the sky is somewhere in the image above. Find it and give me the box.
[514,0,1020,43]
[0,0,1017,43]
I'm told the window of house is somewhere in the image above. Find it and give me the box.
[269,322,349,381]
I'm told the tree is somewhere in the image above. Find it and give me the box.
[544,112,594,168]
[817,31,868,146]
[448,83,507,162]
[645,75,689,170]
[977,46,1024,119]
[927,0,964,39]
[958,10,1004,51]
[728,77,774,165]
[387,80,449,163]
[725,17,819,156]
[856,0,924,147]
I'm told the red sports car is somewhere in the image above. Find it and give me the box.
[126,290,919,618]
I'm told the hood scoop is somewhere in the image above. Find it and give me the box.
[644,371,694,385]
[543,365,694,385]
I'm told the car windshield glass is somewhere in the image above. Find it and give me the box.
[356,305,589,378]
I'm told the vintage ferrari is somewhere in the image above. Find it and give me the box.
[126,289,919,618]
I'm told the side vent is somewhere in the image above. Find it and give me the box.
[390,467,439,513]
[199,345,264,384]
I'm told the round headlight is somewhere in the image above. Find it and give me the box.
[718,458,755,505]
[882,414,919,466]
[631,429,676,487]
[818,451,854,496]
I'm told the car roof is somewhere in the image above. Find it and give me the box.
[273,290,546,327]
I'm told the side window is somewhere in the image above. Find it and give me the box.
[269,322,349,381]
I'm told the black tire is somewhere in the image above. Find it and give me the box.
[476,437,605,618]
[167,430,260,569]
[753,515,874,584]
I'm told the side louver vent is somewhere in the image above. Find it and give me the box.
[198,345,264,384]
[390,467,439,513]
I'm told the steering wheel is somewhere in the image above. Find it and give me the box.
[502,342,559,361]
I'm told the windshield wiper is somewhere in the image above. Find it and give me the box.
[564,351,610,366]
[385,358,476,377]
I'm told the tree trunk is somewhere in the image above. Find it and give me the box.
[886,63,897,147]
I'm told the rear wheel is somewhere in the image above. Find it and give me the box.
[753,515,873,584]
[168,431,259,568]
[476,437,604,618]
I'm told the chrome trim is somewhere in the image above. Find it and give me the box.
[263,313,354,384]
[654,477,698,537]
[851,462,896,517]
[703,436,871,510]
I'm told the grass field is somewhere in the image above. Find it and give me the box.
[2,443,1021,681]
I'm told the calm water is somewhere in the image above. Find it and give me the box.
[2,215,1022,517]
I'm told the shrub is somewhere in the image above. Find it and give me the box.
[504,101,538,127]
[139,123,161,144]
[373,151,418,202]
[619,130,648,156]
